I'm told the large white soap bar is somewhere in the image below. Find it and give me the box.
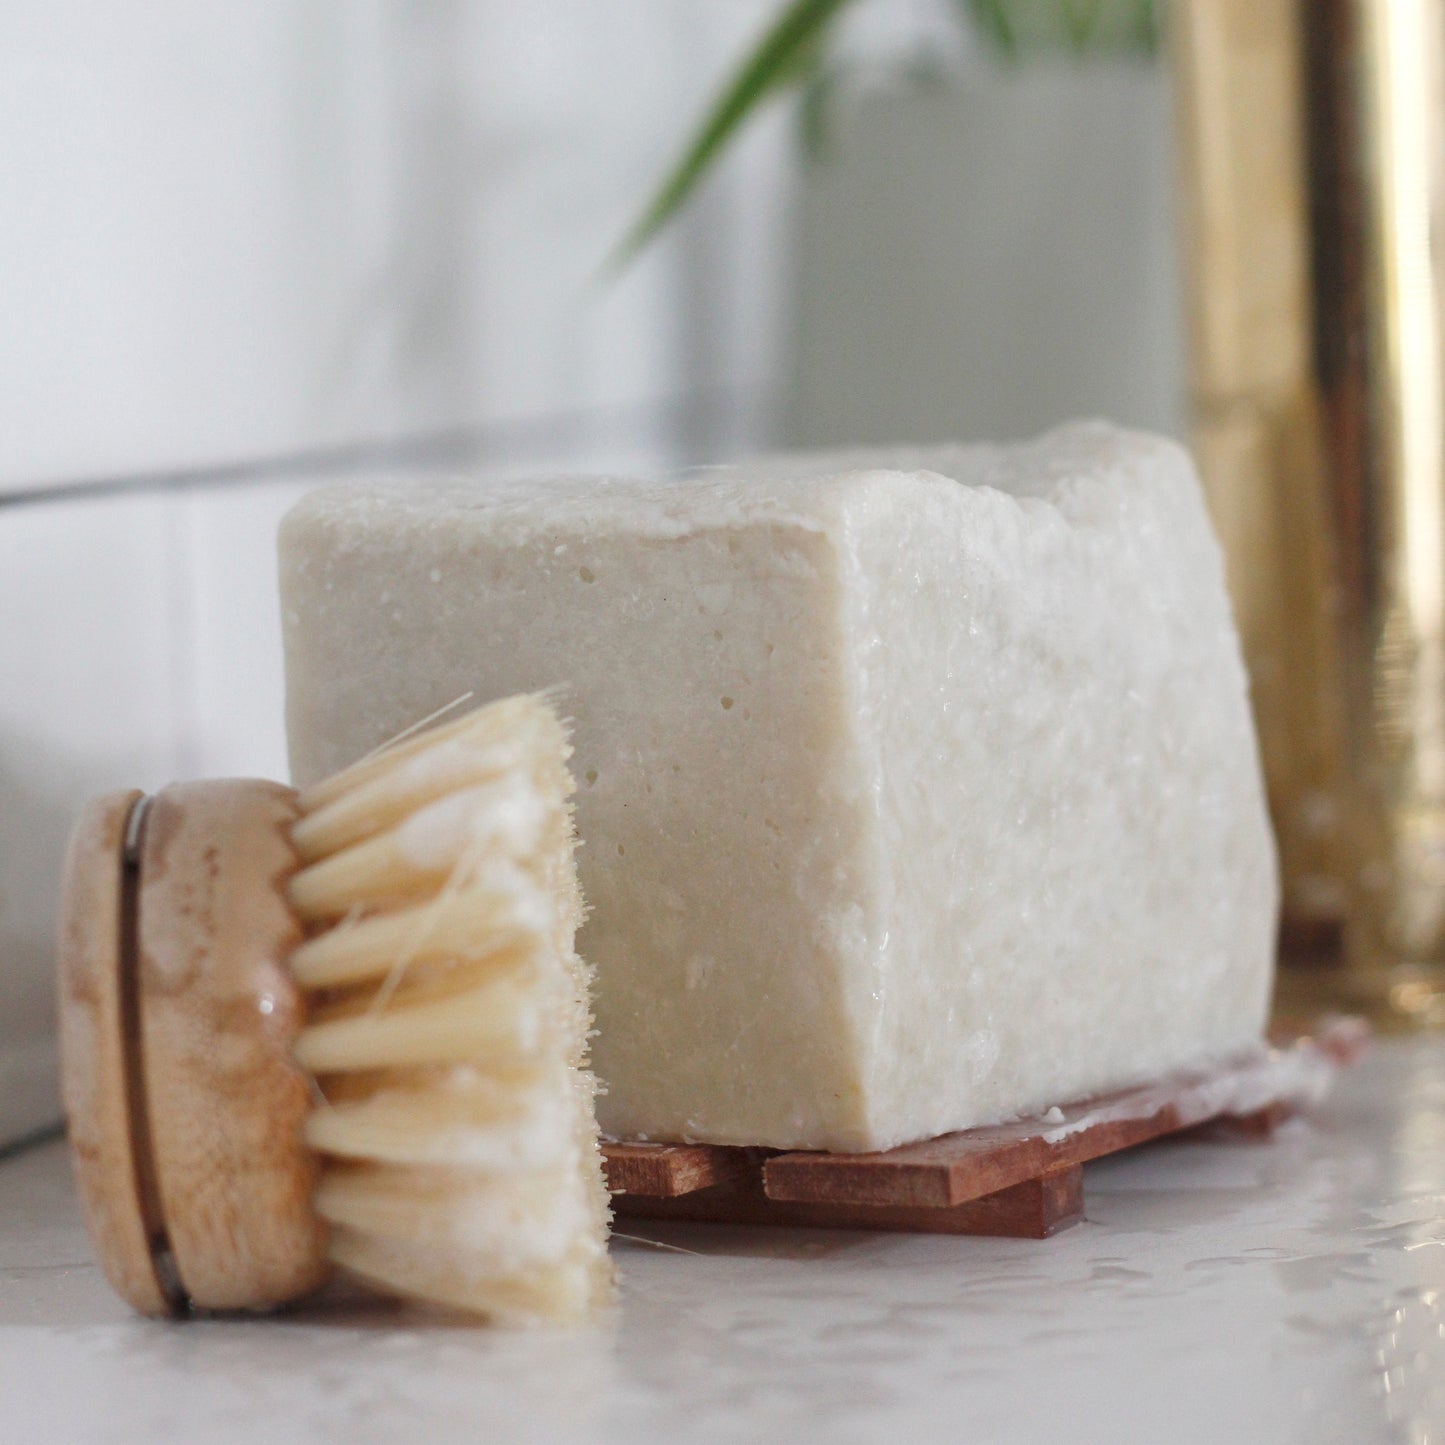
[280,423,1277,1152]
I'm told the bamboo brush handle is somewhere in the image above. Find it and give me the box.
[58,780,329,1315]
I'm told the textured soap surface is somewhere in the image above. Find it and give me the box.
[280,422,1278,1152]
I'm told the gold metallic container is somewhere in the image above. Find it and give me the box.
[1173,0,1445,1026]
[1304,0,1445,1022]
[1172,0,1352,962]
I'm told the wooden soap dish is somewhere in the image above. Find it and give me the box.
[601,1018,1368,1239]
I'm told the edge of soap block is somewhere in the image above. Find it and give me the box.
[836,426,1278,1149]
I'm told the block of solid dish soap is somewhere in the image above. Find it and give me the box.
[279,422,1278,1153]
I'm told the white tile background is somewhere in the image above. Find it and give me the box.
[0,1,794,491]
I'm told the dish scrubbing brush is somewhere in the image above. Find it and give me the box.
[58,693,612,1324]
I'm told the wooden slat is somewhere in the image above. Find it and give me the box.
[602,1141,759,1198]
[612,1163,1085,1239]
[601,1019,1365,1236]
[764,1133,1049,1210]
[1183,1102,1298,1141]
[761,1085,1183,1208]
[762,1036,1347,1209]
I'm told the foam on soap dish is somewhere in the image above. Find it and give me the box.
[280,422,1279,1153]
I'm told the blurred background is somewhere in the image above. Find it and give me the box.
[12,0,1433,1146]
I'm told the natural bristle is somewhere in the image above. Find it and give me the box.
[288,875,547,989]
[288,693,612,1324]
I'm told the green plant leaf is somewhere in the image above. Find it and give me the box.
[612,0,1162,269]
[1061,0,1106,48]
[609,0,856,270]
[963,0,1019,60]
[964,0,1159,58]
[1127,0,1161,54]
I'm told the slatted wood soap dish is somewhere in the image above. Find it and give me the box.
[601,1019,1368,1239]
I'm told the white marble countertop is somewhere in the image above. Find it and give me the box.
[2,1038,1442,1444]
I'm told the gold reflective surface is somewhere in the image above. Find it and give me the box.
[1175,0,1445,1024]
[1172,0,1352,964]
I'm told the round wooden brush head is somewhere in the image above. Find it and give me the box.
[58,779,329,1316]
